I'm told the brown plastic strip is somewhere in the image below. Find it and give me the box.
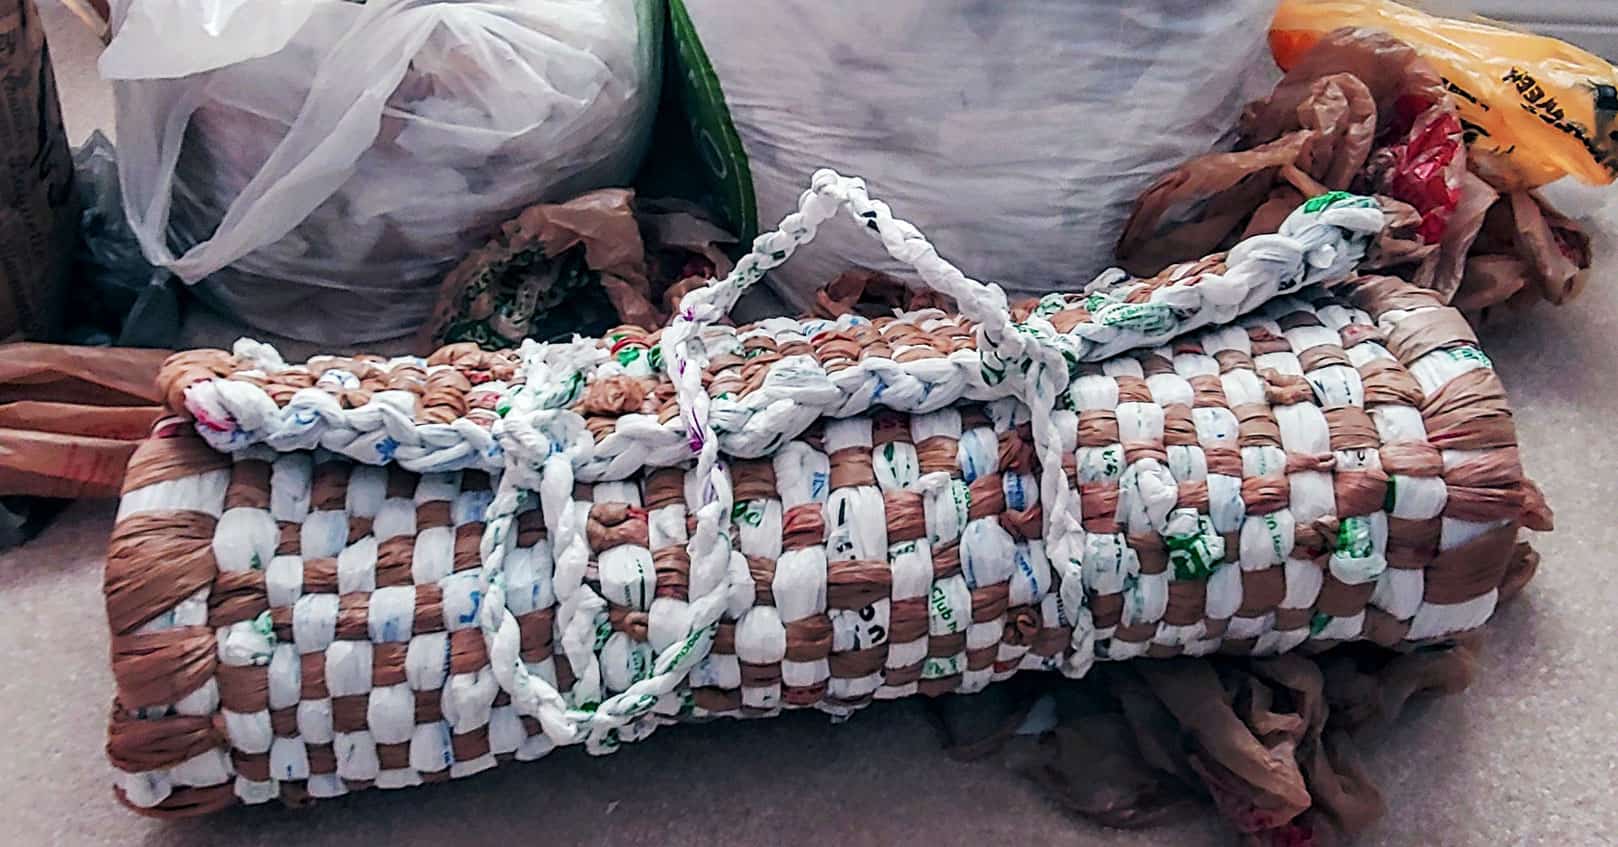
[106,711,226,773]
[122,436,232,495]
[105,511,218,636]
[1423,523,1519,604]
[111,628,216,710]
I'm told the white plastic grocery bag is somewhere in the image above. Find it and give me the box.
[102,0,660,343]
[669,0,1280,313]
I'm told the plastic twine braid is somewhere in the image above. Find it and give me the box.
[170,189,1383,485]
[474,337,725,752]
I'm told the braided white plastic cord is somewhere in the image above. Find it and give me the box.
[178,173,1386,750]
[181,187,1382,481]
[476,339,725,752]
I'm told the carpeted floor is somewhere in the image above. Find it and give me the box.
[6,4,1618,844]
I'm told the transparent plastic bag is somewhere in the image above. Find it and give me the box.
[102,0,661,343]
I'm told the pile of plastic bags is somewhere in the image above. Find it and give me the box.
[102,0,662,342]
[1117,0,1617,323]
[73,0,1618,348]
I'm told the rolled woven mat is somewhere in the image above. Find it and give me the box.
[103,173,1547,817]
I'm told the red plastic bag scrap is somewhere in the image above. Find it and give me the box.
[1376,109,1465,244]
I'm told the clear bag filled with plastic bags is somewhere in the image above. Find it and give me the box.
[665,0,1282,314]
[101,0,661,344]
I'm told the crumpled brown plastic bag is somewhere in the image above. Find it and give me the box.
[810,269,957,320]
[415,190,734,353]
[1116,133,1316,274]
[0,343,168,497]
[931,541,1541,845]
[1410,170,1496,303]
[1451,187,1592,320]
[1118,29,1449,278]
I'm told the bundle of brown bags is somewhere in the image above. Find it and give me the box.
[934,544,1541,847]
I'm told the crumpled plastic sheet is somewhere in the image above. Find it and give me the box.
[929,542,1543,846]
[809,268,957,320]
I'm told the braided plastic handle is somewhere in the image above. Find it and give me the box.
[469,172,985,751]
[669,169,1024,351]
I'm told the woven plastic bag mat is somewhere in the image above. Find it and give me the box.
[102,172,1543,815]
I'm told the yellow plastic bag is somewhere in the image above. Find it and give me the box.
[1271,0,1618,189]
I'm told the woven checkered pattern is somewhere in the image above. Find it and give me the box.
[104,274,1541,816]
